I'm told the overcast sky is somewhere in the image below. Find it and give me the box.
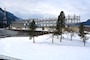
[0,0,90,21]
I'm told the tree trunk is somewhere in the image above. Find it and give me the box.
[60,28,62,42]
[52,35,54,43]
[71,31,73,41]
[83,38,86,46]
[52,37,53,43]
[84,42,85,46]
[60,34,62,42]
[33,37,35,43]
[57,35,59,39]
[71,35,72,41]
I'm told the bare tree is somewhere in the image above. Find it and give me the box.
[70,29,74,41]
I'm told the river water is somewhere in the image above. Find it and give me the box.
[0,28,18,38]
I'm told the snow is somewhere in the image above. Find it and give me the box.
[0,33,90,60]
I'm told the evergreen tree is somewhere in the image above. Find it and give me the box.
[79,23,86,46]
[56,11,65,42]
[29,20,36,43]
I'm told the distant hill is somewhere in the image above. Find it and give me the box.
[75,19,90,27]
[82,19,90,26]
[0,8,20,25]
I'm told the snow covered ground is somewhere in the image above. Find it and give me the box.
[0,33,90,60]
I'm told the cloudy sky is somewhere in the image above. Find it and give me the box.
[0,0,90,21]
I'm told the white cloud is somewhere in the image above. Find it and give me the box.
[0,0,90,21]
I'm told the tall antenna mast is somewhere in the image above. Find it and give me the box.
[3,8,7,24]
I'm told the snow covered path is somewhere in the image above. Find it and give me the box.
[0,33,90,60]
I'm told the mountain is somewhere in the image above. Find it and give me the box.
[0,8,20,25]
[82,19,90,26]
[75,19,90,27]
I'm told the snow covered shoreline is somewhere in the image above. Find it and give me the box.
[0,33,90,60]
